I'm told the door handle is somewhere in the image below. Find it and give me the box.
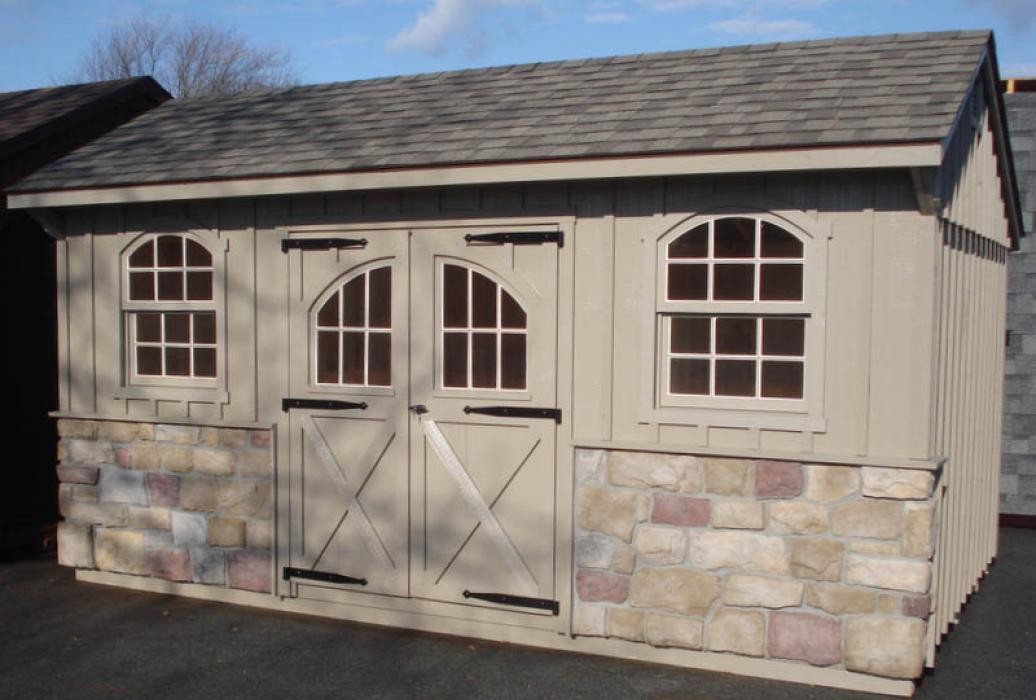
[409,404,428,415]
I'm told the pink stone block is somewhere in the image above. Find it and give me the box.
[902,595,931,619]
[148,548,192,582]
[576,569,629,603]
[115,447,132,469]
[651,494,710,527]
[228,551,272,593]
[768,611,842,666]
[147,473,180,508]
[755,460,803,499]
[250,430,271,449]
[56,465,99,485]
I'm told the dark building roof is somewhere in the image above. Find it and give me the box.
[1005,92,1035,236]
[0,77,170,191]
[11,31,993,193]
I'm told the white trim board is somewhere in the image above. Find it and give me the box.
[8,143,943,209]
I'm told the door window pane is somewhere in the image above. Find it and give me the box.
[472,272,497,328]
[317,291,339,327]
[342,332,365,384]
[501,291,526,329]
[369,267,392,328]
[471,333,497,388]
[443,264,468,328]
[443,332,468,388]
[316,331,339,384]
[342,275,365,327]
[670,358,709,395]
[501,334,526,390]
[368,332,391,387]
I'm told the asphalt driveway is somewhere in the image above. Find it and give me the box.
[1,528,1033,699]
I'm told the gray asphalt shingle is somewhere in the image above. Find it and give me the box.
[11,30,991,192]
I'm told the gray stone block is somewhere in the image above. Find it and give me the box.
[171,511,208,546]
[191,547,226,585]
[98,469,148,506]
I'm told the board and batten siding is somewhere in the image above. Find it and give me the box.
[57,171,942,468]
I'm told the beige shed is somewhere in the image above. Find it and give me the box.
[7,30,1023,697]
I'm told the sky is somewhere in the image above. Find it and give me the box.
[0,0,1034,93]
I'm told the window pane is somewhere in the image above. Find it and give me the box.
[762,318,805,356]
[668,225,708,259]
[186,271,212,301]
[342,275,365,327]
[369,267,392,329]
[194,312,216,344]
[501,334,526,389]
[670,358,709,395]
[342,331,365,384]
[472,272,497,328]
[715,359,756,397]
[443,332,468,387]
[317,291,339,327]
[164,314,190,343]
[761,222,803,258]
[501,291,526,329]
[668,264,707,300]
[316,331,339,384]
[713,264,754,300]
[129,272,154,301]
[157,236,183,267]
[129,241,154,268]
[368,332,391,386]
[136,346,162,376]
[443,264,468,328]
[713,218,755,258]
[762,361,804,399]
[165,347,191,376]
[157,271,184,300]
[716,317,757,355]
[193,348,217,378]
[185,239,212,266]
[472,332,497,389]
[136,313,161,342]
[671,317,710,354]
[760,264,803,301]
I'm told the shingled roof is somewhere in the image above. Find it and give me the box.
[11,31,993,193]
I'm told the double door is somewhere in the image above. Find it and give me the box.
[282,226,559,616]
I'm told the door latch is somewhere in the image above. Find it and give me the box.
[409,404,428,415]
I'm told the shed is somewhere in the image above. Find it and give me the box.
[5,30,1022,696]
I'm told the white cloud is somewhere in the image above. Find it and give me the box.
[586,11,632,23]
[708,17,817,39]
[388,0,539,56]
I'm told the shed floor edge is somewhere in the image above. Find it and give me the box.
[75,569,915,698]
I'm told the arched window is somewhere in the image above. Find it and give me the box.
[314,265,392,387]
[125,234,217,379]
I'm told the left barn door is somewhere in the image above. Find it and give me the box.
[283,231,410,597]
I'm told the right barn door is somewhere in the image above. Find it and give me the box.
[409,228,560,615]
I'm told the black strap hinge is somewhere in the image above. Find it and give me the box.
[463,405,561,423]
[282,398,368,412]
[283,567,367,586]
[463,590,559,615]
[464,231,563,247]
[281,237,368,253]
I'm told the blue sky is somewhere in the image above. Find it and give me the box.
[1,0,1034,93]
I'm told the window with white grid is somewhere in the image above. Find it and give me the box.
[314,265,393,387]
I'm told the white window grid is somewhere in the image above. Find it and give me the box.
[665,315,806,400]
[313,266,392,387]
[665,217,805,303]
[439,264,527,392]
[127,235,214,302]
[131,311,217,379]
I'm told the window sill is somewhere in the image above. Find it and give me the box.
[641,404,826,433]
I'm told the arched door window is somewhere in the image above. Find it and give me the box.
[314,265,392,387]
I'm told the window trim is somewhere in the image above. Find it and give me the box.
[638,205,829,432]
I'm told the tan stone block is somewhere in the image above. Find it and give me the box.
[634,526,686,565]
[67,439,114,464]
[846,555,930,593]
[72,485,99,503]
[789,538,844,581]
[58,522,95,568]
[903,502,935,558]
[607,450,700,492]
[131,442,161,471]
[237,449,272,478]
[58,419,98,439]
[831,500,903,539]
[57,441,68,463]
[722,574,803,609]
[58,483,74,518]
[126,506,171,531]
[208,517,246,547]
[94,528,148,575]
[711,501,764,530]
[246,520,273,550]
[804,464,860,503]
[637,493,652,523]
[65,501,129,527]
[608,608,644,642]
[577,487,637,542]
[160,445,193,473]
[218,480,273,518]
[218,428,249,449]
[179,478,220,512]
[198,428,220,447]
[686,531,788,574]
[806,584,877,615]
[97,421,148,444]
[572,606,606,637]
[155,424,200,444]
[769,501,828,535]
[193,447,235,476]
[848,541,901,556]
[644,613,703,650]
[631,569,720,616]
[877,594,897,615]
[861,467,933,500]
[845,617,925,679]
[703,458,753,496]
[610,545,636,575]
[707,608,765,657]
